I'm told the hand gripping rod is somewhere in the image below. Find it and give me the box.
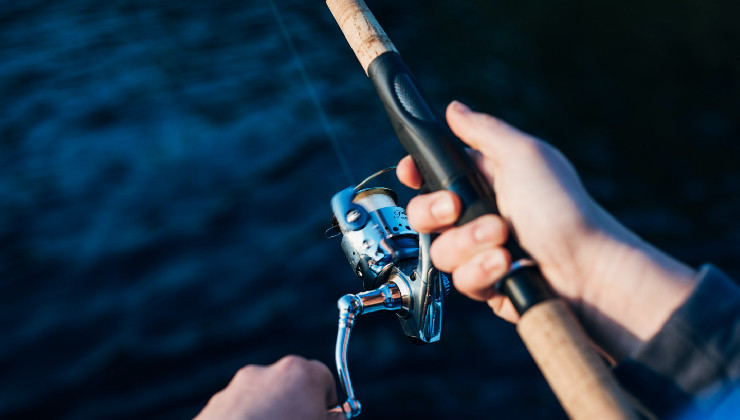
[325,1,638,419]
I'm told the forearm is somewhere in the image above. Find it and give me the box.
[613,265,740,418]
[575,205,698,361]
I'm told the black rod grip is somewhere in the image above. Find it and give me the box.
[367,52,555,315]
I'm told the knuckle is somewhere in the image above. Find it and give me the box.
[232,364,261,387]
[450,252,504,302]
[276,354,307,371]
[275,355,314,384]
[235,364,257,379]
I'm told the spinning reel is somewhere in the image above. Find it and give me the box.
[328,169,450,418]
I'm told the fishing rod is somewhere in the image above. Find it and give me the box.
[324,1,639,419]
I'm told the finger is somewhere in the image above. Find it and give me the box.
[328,409,349,419]
[230,364,265,389]
[429,215,508,273]
[396,155,422,189]
[487,295,520,324]
[272,356,339,411]
[451,247,511,301]
[406,190,462,233]
[446,101,537,165]
[306,359,340,408]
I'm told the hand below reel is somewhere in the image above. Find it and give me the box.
[327,169,450,418]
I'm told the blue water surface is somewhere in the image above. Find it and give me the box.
[1,1,738,419]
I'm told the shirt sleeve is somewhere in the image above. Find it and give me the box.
[613,265,740,419]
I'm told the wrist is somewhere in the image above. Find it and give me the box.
[576,208,698,361]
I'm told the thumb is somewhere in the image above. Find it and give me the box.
[446,101,537,166]
[328,410,349,420]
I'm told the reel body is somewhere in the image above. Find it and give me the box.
[331,185,448,343]
[329,181,449,418]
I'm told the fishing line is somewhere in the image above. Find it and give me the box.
[354,166,396,191]
[267,0,356,185]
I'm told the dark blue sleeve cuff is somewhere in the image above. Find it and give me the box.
[613,265,740,418]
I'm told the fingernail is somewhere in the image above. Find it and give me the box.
[482,253,502,274]
[451,100,471,114]
[473,222,496,243]
[431,196,455,222]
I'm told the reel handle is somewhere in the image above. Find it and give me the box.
[326,1,639,419]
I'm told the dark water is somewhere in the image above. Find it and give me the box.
[1,0,738,419]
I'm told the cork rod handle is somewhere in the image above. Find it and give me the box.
[518,300,637,420]
[326,0,397,74]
